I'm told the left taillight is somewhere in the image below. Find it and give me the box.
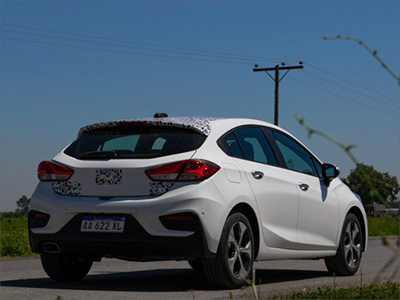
[37,161,74,182]
[146,159,220,182]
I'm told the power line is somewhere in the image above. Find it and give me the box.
[3,36,397,118]
[1,22,298,63]
[0,28,267,64]
[305,62,398,103]
[289,77,399,118]
[2,22,397,104]
[2,22,398,117]
[2,23,397,101]
[302,70,399,109]
[1,36,254,65]
[3,22,396,105]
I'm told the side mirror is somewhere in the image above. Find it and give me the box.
[322,163,340,187]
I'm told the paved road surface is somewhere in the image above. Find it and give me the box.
[1,237,398,300]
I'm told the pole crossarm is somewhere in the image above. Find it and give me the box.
[253,65,304,72]
[253,63,304,126]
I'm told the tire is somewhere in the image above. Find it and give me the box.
[325,213,363,276]
[188,258,204,272]
[203,212,255,289]
[41,252,93,282]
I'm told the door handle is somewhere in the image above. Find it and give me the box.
[299,182,309,191]
[252,171,264,180]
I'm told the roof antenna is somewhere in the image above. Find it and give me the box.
[153,113,168,118]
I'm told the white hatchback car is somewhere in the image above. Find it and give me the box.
[29,114,367,288]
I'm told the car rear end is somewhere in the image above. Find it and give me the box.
[29,117,226,262]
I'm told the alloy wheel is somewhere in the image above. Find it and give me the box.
[344,220,361,269]
[227,221,253,279]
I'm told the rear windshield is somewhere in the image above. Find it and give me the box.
[64,126,207,159]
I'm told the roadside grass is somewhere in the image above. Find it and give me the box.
[266,281,400,299]
[368,215,399,237]
[0,216,32,257]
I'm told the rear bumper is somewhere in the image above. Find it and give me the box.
[29,213,215,261]
[29,181,230,255]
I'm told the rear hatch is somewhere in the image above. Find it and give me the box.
[54,120,208,197]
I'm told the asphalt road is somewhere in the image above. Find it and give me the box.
[1,237,399,300]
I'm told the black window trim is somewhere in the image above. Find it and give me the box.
[260,127,286,167]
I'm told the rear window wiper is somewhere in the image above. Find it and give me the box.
[78,151,118,159]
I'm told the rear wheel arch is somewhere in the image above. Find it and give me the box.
[229,203,260,259]
[203,211,255,288]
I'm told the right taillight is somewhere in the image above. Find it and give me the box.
[146,159,220,182]
[37,161,74,182]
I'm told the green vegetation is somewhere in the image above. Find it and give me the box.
[0,211,24,219]
[342,163,399,205]
[267,281,399,299]
[0,215,32,257]
[368,215,400,237]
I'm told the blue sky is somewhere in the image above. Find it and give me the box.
[1,1,399,211]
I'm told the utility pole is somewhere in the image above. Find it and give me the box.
[253,62,304,126]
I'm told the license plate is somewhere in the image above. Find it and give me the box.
[81,216,125,233]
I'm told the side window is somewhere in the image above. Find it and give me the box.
[272,131,318,176]
[234,127,278,166]
[222,133,244,159]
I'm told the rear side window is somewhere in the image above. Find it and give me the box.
[64,126,206,159]
[222,133,244,159]
[220,127,278,166]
